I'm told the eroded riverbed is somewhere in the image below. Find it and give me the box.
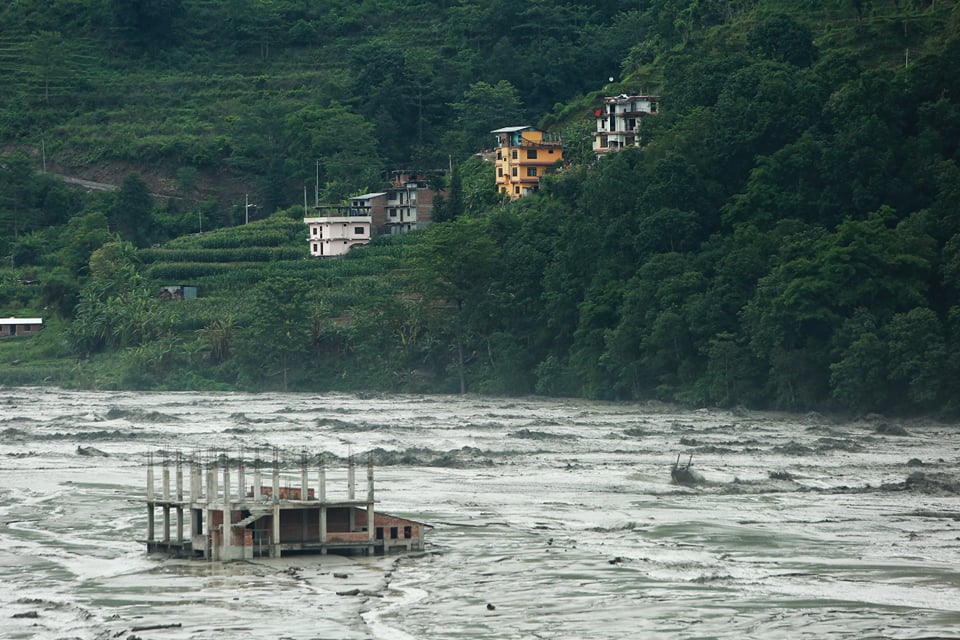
[1,388,958,639]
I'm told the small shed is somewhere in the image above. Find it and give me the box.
[159,285,198,301]
[0,317,43,338]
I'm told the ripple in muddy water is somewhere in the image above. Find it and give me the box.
[0,388,958,639]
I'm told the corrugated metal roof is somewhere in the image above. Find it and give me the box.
[491,126,532,133]
[0,317,42,324]
[351,192,387,200]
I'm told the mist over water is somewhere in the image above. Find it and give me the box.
[1,388,958,639]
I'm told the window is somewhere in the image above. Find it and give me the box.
[511,167,517,177]
[527,149,537,159]
[404,526,412,539]
[390,526,399,539]
[511,150,518,160]
[514,186,520,194]
[311,227,318,236]
[497,168,503,177]
[354,226,364,235]
[527,167,538,177]
[497,150,502,160]
[312,243,318,253]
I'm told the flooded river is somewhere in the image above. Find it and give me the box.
[1,387,958,639]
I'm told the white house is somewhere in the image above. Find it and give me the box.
[593,94,659,155]
[304,197,376,258]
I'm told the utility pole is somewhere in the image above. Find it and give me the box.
[245,193,257,224]
[315,160,320,207]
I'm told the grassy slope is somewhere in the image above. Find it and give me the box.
[3,0,960,390]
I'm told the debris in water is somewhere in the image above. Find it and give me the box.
[875,423,911,436]
[76,445,109,457]
[671,454,706,486]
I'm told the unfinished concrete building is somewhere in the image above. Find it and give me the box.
[144,451,427,561]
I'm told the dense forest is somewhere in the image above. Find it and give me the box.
[2,0,960,416]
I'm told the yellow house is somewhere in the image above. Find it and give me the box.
[491,126,563,199]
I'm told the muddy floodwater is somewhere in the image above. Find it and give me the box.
[1,388,959,639]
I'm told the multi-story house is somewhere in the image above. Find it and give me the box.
[304,196,375,257]
[593,94,659,155]
[383,171,438,235]
[304,172,442,257]
[491,126,563,199]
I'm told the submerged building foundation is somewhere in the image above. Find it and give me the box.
[144,450,427,561]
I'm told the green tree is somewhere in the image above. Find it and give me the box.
[747,13,818,67]
[55,211,113,276]
[235,277,311,390]
[110,0,184,47]
[110,173,154,247]
[885,307,947,411]
[412,218,500,393]
[284,103,383,202]
[451,80,524,153]
[69,240,170,355]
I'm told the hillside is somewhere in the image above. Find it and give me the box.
[3,0,960,415]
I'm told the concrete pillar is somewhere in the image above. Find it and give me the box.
[348,456,356,501]
[367,453,374,502]
[367,454,375,552]
[162,460,171,543]
[146,454,155,546]
[319,454,327,555]
[223,458,231,503]
[318,454,326,502]
[190,455,201,504]
[253,454,262,501]
[223,504,232,561]
[176,457,184,543]
[272,453,279,502]
[238,450,246,500]
[300,451,308,500]
[271,451,281,558]
[176,455,184,500]
[146,455,155,501]
[201,508,210,560]
[272,503,281,558]
[162,460,170,501]
[205,464,213,506]
[211,457,219,502]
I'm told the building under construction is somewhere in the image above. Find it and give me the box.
[144,451,428,561]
